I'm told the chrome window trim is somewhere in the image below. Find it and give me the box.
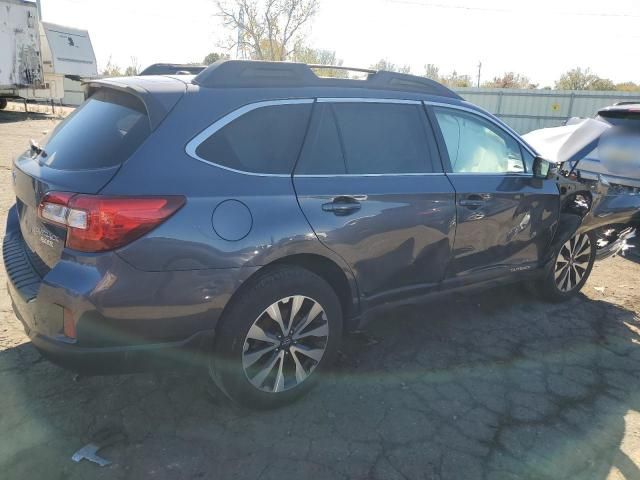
[317,98,422,105]
[185,97,446,177]
[296,173,446,178]
[185,98,314,178]
[424,100,538,172]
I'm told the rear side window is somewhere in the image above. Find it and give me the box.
[296,102,438,175]
[195,103,312,174]
[41,89,150,170]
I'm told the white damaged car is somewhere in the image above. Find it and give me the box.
[524,103,640,259]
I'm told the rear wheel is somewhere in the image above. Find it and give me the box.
[539,231,596,302]
[210,266,342,409]
[0,98,7,110]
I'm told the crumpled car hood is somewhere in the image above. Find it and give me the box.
[525,118,640,189]
[523,118,610,165]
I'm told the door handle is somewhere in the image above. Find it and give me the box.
[322,196,362,216]
[459,199,485,207]
[459,194,488,209]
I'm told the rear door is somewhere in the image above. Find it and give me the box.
[293,99,456,305]
[12,89,151,272]
[428,104,559,282]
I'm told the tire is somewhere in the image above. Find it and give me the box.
[0,98,7,110]
[209,265,343,409]
[538,230,596,302]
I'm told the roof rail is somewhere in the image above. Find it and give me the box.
[613,101,640,106]
[308,64,377,75]
[193,60,461,99]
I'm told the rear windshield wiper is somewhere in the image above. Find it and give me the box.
[30,139,47,158]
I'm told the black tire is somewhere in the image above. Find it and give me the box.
[0,98,7,110]
[210,265,343,409]
[538,230,597,302]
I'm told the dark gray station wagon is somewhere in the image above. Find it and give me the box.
[4,61,599,408]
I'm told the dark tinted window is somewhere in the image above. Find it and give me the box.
[596,111,640,130]
[196,103,312,174]
[335,103,436,174]
[40,89,150,170]
[296,104,346,174]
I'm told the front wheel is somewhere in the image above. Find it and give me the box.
[209,266,343,409]
[0,98,7,110]
[539,231,596,302]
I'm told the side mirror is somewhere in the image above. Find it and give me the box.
[532,156,553,179]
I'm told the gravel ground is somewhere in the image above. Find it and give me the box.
[1,110,640,480]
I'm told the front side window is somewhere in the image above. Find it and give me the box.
[195,103,312,174]
[296,102,438,175]
[433,108,525,174]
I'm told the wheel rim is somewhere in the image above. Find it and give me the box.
[555,233,592,292]
[242,296,329,393]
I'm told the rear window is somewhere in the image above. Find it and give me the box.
[41,89,150,170]
[195,103,312,174]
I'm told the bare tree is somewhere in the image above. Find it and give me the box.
[215,0,319,61]
[369,59,411,74]
[124,56,141,76]
[101,56,122,77]
[293,47,348,78]
[423,64,440,81]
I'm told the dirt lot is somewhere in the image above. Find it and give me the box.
[1,110,640,480]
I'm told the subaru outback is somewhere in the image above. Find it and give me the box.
[4,60,607,408]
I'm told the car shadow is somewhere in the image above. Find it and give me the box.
[0,109,55,124]
[1,285,640,479]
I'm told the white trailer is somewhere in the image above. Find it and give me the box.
[0,0,97,109]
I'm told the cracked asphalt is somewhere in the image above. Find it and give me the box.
[2,110,640,479]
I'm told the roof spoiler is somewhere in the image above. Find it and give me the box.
[84,76,188,130]
[193,60,462,100]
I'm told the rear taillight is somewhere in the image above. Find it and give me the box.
[38,193,185,252]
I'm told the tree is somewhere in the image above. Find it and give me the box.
[124,56,140,76]
[482,72,536,89]
[590,78,616,91]
[101,56,122,77]
[369,59,411,74]
[555,67,615,91]
[441,71,472,88]
[203,52,230,65]
[215,0,319,61]
[293,47,348,78]
[616,82,640,92]
[423,64,440,81]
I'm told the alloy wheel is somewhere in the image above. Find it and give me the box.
[242,296,329,393]
[555,233,592,292]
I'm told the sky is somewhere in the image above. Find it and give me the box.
[41,0,640,87]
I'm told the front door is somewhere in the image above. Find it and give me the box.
[293,99,457,305]
[429,105,559,282]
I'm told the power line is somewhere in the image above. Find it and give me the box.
[386,0,640,19]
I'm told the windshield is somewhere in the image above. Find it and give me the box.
[39,89,150,170]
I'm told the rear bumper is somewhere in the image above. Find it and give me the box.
[9,283,213,374]
[3,204,258,374]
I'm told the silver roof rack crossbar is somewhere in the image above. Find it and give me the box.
[308,64,377,75]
